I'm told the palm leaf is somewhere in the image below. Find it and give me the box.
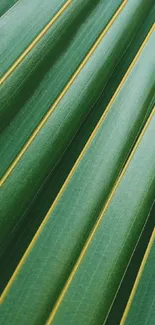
[1,0,154,250]
[45,111,155,325]
[104,200,155,325]
[0,0,124,130]
[0,0,126,171]
[120,227,155,325]
[0,25,154,323]
[0,1,155,324]
[0,0,70,77]
[0,2,154,293]
[44,111,155,325]
[1,110,155,324]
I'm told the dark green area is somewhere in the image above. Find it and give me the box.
[105,202,155,325]
[0,0,18,17]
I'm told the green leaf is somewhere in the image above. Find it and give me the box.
[0,26,154,323]
[0,0,69,76]
[0,0,125,170]
[104,200,155,325]
[45,111,155,325]
[0,2,155,325]
[1,0,154,249]
[0,3,154,293]
[120,228,155,325]
[0,0,124,130]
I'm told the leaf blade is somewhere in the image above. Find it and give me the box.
[1,1,154,250]
[120,228,155,325]
[46,111,155,325]
[0,29,155,325]
[0,3,154,293]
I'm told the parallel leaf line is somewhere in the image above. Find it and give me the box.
[0,25,153,302]
[0,0,127,186]
[45,107,155,325]
[103,199,155,325]
[0,0,72,83]
[120,227,155,325]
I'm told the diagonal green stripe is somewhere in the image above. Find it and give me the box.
[120,228,155,325]
[0,0,19,18]
[46,112,155,325]
[0,3,154,295]
[0,31,155,325]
